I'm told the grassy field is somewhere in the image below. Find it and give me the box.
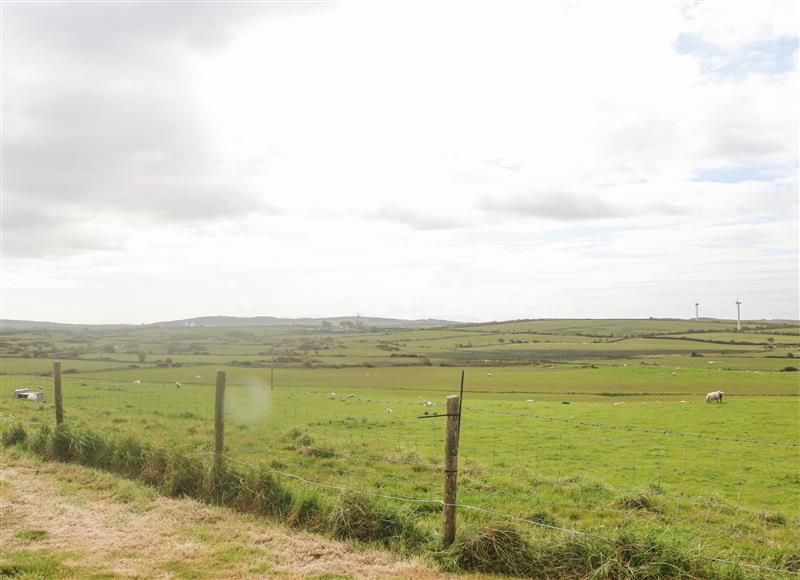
[2,318,798,577]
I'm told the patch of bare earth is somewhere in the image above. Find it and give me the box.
[0,452,455,578]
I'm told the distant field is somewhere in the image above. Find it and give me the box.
[2,318,798,576]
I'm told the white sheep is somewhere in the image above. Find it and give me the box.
[385,408,393,414]
[486,373,493,377]
[679,400,687,404]
[329,393,336,400]
[613,401,626,405]
[133,379,142,384]
[346,393,355,399]
[175,382,182,389]
[194,375,202,379]
[423,401,433,407]
[705,390,724,403]
[26,393,42,402]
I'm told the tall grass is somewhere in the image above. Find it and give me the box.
[1,422,754,578]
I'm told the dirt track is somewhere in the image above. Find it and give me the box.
[0,451,455,579]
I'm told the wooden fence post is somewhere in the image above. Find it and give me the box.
[53,360,64,426]
[214,370,226,471]
[443,394,461,546]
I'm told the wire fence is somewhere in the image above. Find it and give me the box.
[1,365,798,578]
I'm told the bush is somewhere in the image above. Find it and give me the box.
[781,366,798,372]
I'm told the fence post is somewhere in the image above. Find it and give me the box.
[214,370,226,472]
[443,394,460,546]
[53,360,64,426]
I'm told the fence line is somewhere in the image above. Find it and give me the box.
[223,453,798,577]
[3,370,798,577]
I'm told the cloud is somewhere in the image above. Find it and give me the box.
[478,192,690,222]
[1,0,797,321]
[372,207,464,230]
[2,3,304,257]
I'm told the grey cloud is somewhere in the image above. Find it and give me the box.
[2,2,315,258]
[479,192,689,221]
[372,207,464,230]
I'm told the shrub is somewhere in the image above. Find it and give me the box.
[781,366,798,372]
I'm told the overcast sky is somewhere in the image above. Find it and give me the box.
[1,0,798,324]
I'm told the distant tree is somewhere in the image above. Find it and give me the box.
[498,338,505,344]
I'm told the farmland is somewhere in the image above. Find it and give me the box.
[2,318,799,577]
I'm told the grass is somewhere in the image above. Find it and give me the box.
[1,318,798,578]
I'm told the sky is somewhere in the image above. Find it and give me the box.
[1,0,798,324]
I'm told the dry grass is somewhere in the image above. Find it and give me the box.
[0,449,454,578]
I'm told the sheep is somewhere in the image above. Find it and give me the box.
[26,393,42,402]
[133,379,142,384]
[705,390,724,403]
[385,408,393,414]
[423,401,433,407]
[613,401,626,405]
[679,400,687,404]
[346,393,355,399]
[525,399,534,403]
[194,375,202,379]
[329,393,336,400]
[486,373,493,377]
[175,382,182,389]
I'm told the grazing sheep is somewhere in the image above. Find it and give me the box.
[194,375,202,379]
[423,401,433,407]
[133,379,142,384]
[679,400,687,404]
[486,373,493,377]
[329,393,336,400]
[26,393,43,402]
[385,408,393,414]
[525,399,534,403]
[175,382,182,389]
[346,393,355,399]
[705,390,724,403]
[613,402,625,405]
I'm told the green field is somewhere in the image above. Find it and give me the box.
[2,318,798,577]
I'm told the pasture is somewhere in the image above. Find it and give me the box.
[1,318,798,577]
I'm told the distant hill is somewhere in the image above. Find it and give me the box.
[148,315,458,329]
[1,315,459,331]
[0,319,131,331]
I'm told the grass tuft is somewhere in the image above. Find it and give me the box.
[614,493,661,513]
[1,423,27,447]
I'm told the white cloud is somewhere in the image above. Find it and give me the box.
[2,0,797,322]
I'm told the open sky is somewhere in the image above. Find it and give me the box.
[2,0,798,324]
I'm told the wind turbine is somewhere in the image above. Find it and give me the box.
[694,302,700,321]
[735,298,742,332]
